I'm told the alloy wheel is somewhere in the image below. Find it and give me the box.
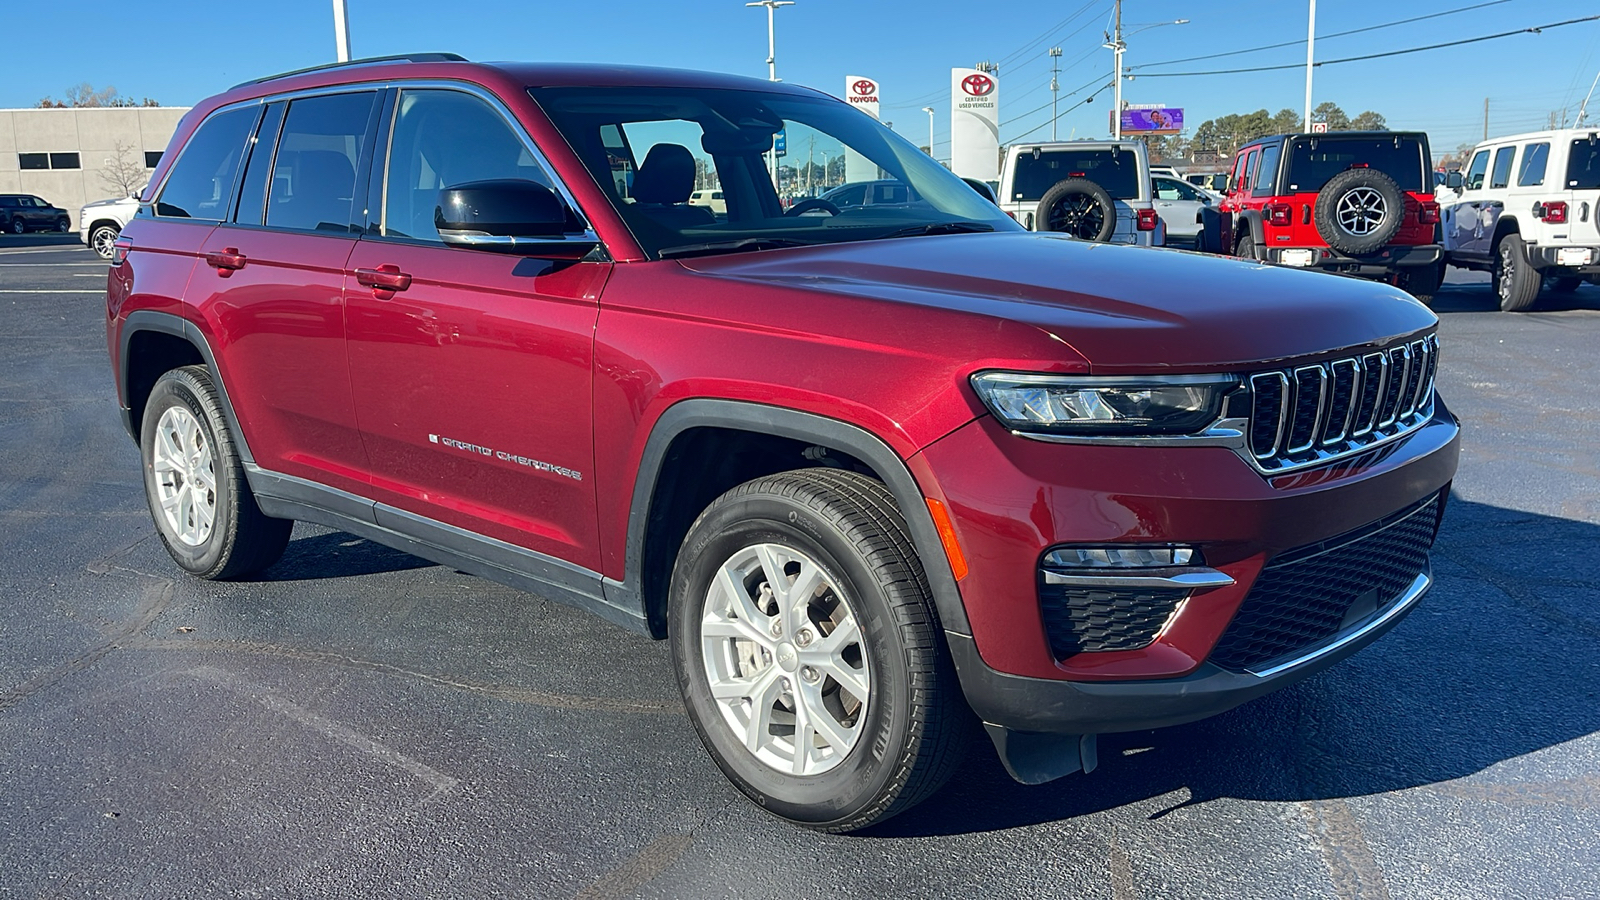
[1335,187,1386,236]
[151,406,217,546]
[1048,194,1107,240]
[699,542,870,776]
[92,228,118,259]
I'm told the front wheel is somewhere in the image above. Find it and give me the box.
[140,366,292,579]
[669,468,967,833]
[90,224,120,259]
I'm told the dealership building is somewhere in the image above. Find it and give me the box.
[0,106,189,229]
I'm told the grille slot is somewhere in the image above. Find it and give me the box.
[1247,335,1436,473]
[1208,493,1442,672]
[1038,585,1188,658]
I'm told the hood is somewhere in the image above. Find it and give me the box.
[82,196,137,210]
[677,232,1437,372]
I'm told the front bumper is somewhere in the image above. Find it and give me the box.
[1271,243,1442,275]
[916,399,1460,737]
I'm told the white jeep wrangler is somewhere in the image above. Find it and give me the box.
[996,140,1165,246]
[1436,128,1600,310]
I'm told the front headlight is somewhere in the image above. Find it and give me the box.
[971,372,1236,436]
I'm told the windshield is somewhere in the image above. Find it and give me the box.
[1285,136,1426,193]
[1010,149,1140,201]
[529,86,1018,258]
[1567,138,1600,190]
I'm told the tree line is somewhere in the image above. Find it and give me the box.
[35,83,159,109]
[1137,101,1387,167]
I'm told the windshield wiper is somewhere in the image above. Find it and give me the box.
[874,222,995,240]
[658,237,813,259]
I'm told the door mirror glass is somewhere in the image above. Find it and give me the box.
[1445,171,1463,190]
[961,177,997,204]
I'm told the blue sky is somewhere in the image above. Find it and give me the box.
[6,0,1598,156]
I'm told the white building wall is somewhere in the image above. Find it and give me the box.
[0,106,189,228]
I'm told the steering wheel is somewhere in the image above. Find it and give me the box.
[786,198,841,217]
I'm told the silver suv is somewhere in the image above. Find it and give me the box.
[1437,128,1600,310]
[996,140,1164,246]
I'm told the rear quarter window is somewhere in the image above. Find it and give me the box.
[1567,139,1600,190]
[156,106,260,220]
[1012,149,1140,201]
[1516,143,1549,186]
[1286,136,1425,193]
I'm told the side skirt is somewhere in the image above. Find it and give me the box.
[246,465,650,636]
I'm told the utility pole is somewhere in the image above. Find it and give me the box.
[746,1,794,191]
[1484,97,1489,141]
[1049,47,1063,141]
[1111,0,1124,140]
[1302,0,1315,131]
[332,0,351,62]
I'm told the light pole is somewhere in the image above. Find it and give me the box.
[1106,1,1188,140]
[1048,47,1062,141]
[746,1,794,190]
[332,0,351,62]
[922,107,935,157]
[1303,0,1316,131]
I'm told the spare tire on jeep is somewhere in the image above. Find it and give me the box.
[1314,168,1405,255]
[1036,177,1117,242]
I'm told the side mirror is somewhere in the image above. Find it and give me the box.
[436,179,597,259]
[961,177,997,204]
[1445,171,1464,190]
[132,187,144,201]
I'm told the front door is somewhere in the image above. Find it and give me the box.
[344,87,606,571]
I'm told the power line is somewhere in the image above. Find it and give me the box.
[1003,83,1113,144]
[1132,14,1600,78]
[889,0,1106,108]
[1128,0,1517,71]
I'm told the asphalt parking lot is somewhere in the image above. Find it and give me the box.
[2,236,1597,899]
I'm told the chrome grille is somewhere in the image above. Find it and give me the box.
[1248,335,1437,472]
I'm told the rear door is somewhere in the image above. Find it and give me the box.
[191,90,381,496]
[344,86,606,571]
[1454,148,1493,257]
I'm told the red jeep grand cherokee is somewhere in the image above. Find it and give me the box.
[106,56,1459,832]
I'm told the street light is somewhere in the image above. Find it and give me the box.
[922,107,935,157]
[1105,0,1188,140]
[746,1,795,190]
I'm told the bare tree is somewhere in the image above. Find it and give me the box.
[34,83,158,109]
[100,140,147,197]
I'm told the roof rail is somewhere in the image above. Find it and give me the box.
[231,53,468,89]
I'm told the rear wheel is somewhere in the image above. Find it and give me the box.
[8,217,24,234]
[55,218,71,233]
[140,366,292,579]
[1493,233,1541,312]
[669,468,967,833]
[1235,225,1259,260]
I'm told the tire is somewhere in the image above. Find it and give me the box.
[90,223,120,260]
[1235,223,1259,260]
[55,218,71,233]
[1314,167,1405,255]
[668,468,967,833]
[1492,233,1541,312]
[1548,275,1582,294]
[1400,260,1444,304]
[140,365,292,579]
[1036,177,1117,242]
[8,217,24,235]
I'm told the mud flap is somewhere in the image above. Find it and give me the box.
[983,724,1099,785]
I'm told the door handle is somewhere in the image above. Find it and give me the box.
[204,247,246,275]
[354,265,412,293]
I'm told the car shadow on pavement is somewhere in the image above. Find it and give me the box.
[251,530,435,581]
[869,495,1600,837]
[0,234,83,249]
[1430,282,1600,314]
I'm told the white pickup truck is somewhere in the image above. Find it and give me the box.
[79,192,141,259]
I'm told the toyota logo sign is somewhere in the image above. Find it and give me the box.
[961,74,994,97]
[852,79,876,96]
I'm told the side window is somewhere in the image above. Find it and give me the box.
[1235,150,1257,194]
[1517,143,1549,187]
[1489,146,1515,190]
[265,91,376,233]
[156,105,260,219]
[382,89,557,242]
[1155,180,1181,201]
[1251,144,1281,197]
[1464,149,1490,191]
[233,102,287,226]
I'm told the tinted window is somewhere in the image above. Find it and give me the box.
[382,89,558,242]
[234,102,286,226]
[824,184,867,207]
[157,105,259,219]
[144,151,163,168]
[1489,146,1515,189]
[18,153,47,170]
[1516,143,1549,186]
[48,152,80,170]
[1285,136,1425,192]
[265,92,375,233]
[1012,149,1139,201]
[1234,150,1257,194]
[1567,139,1600,189]
[1464,150,1490,191]
[1251,144,1281,197]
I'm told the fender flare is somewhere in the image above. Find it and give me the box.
[604,398,973,638]
[118,310,255,465]
[1234,211,1264,254]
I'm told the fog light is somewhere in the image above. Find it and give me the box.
[1278,248,1316,267]
[1044,546,1194,568]
[1556,247,1594,267]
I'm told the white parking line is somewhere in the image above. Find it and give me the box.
[0,247,93,256]
[73,273,107,277]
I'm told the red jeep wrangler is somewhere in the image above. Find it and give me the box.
[107,57,1459,832]
[1222,131,1444,300]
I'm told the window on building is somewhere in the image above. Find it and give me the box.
[18,153,48,170]
[145,151,163,168]
[48,152,80,170]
